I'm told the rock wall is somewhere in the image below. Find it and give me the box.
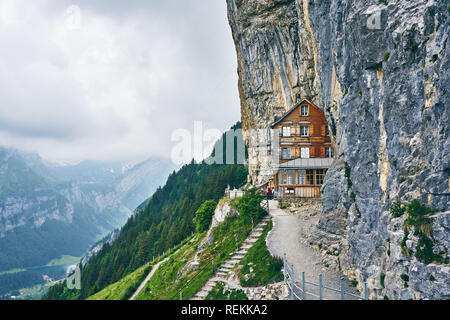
[227,0,449,299]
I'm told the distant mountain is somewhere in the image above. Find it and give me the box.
[0,146,176,272]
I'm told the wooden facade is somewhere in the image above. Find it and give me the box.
[270,99,334,198]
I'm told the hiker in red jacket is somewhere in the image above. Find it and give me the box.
[267,187,273,200]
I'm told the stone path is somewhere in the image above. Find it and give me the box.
[267,200,360,300]
[191,215,272,300]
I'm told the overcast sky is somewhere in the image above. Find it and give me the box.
[0,0,240,164]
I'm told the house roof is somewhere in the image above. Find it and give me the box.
[278,157,334,169]
[270,99,323,128]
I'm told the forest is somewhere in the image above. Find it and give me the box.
[44,122,248,300]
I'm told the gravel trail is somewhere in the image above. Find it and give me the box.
[267,200,360,300]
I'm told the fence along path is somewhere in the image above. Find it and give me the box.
[267,200,363,300]
[283,254,368,300]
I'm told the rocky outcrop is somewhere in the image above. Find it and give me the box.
[190,198,239,270]
[227,0,449,299]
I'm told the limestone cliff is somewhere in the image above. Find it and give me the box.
[227,0,449,299]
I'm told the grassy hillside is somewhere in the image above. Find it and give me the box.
[43,122,248,300]
[79,189,266,301]
[87,263,152,300]
[86,235,197,300]
[135,206,263,300]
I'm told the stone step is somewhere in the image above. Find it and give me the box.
[195,290,209,298]
[218,268,230,273]
[230,255,243,261]
[223,262,237,269]
[227,259,241,264]
[249,233,262,238]
[203,285,214,292]
[219,265,232,271]
[216,271,228,277]
[206,278,221,287]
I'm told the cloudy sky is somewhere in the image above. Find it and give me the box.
[0,0,240,164]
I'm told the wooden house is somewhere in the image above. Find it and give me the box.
[270,99,334,198]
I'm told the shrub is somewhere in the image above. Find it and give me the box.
[415,233,441,265]
[233,188,264,222]
[391,158,398,168]
[345,162,352,189]
[390,201,406,218]
[193,200,218,233]
[384,52,390,62]
[400,274,409,282]
[400,230,410,256]
[403,200,436,236]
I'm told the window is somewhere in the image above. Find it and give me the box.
[300,126,309,137]
[285,187,295,194]
[301,105,309,116]
[282,148,291,160]
[325,126,330,136]
[306,169,314,185]
[287,170,296,185]
[298,169,306,185]
[301,148,310,159]
[325,147,334,158]
[316,169,327,185]
[282,126,291,137]
[280,170,287,185]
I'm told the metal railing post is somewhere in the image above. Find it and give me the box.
[290,264,295,300]
[364,282,369,300]
[340,277,345,300]
[302,272,306,300]
[319,274,323,300]
[180,290,182,300]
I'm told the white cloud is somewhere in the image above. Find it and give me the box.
[0,0,240,163]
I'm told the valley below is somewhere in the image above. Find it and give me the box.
[0,146,176,299]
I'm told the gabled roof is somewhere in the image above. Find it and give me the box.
[270,99,323,128]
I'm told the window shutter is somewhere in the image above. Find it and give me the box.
[320,147,325,158]
[321,125,326,136]
[309,125,314,136]
[310,147,315,157]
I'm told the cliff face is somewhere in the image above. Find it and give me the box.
[227,0,449,299]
